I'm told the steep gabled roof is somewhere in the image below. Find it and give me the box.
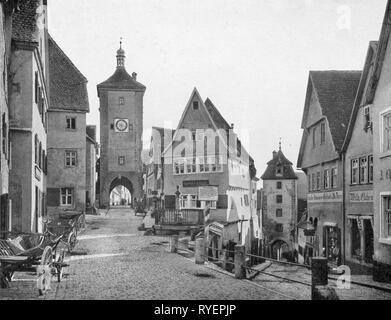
[342,41,378,152]
[310,71,361,150]
[97,67,146,93]
[12,0,40,43]
[298,70,361,168]
[48,34,89,112]
[204,98,231,130]
[261,149,298,180]
[365,0,391,103]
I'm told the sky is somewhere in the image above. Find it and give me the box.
[48,0,387,180]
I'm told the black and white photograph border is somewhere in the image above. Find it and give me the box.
[0,0,391,309]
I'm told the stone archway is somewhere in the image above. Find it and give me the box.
[109,176,133,207]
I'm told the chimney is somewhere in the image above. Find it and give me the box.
[132,72,137,81]
[231,123,234,129]
[272,150,277,158]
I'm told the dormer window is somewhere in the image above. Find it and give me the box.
[276,165,283,176]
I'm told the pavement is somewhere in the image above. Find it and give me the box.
[1,207,391,300]
[0,208,288,300]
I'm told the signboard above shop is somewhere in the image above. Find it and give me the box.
[199,186,219,201]
[307,191,343,203]
[349,190,373,203]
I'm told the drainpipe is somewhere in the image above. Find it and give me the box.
[342,151,346,265]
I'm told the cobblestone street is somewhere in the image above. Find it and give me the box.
[0,208,290,300]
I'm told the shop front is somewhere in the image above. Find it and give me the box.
[323,224,341,266]
[346,190,374,268]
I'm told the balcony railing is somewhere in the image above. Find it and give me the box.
[159,209,204,226]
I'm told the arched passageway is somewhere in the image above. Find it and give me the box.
[109,177,133,207]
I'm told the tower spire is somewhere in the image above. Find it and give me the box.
[279,137,282,151]
[116,37,125,68]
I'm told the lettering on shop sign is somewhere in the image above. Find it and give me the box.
[307,191,343,203]
[182,180,209,188]
[349,191,373,203]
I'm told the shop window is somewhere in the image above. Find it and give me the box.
[276,209,282,217]
[382,195,391,239]
[323,226,341,264]
[351,159,359,185]
[60,188,73,207]
[351,219,361,258]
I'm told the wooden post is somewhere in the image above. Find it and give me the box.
[195,237,205,264]
[170,235,178,253]
[234,245,246,279]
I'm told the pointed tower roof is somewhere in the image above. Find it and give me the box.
[97,40,146,95]
[261,146,298,180]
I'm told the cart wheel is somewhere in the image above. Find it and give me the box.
[38,247,53,295]
[41,246,53,266]
[68,232,77,253]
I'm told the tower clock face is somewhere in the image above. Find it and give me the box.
[115,119,129,132]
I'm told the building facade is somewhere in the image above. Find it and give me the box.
[161,88,260,254]
[0,0,17,233]
[261,147,298,260]
[97,42,145,208]
[369,0,391,282]
[341,42,377,271]
[46,35,89,215]
[9,0,49,233]
[86,125,98,212]
[297,71,361,266]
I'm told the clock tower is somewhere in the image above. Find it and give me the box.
[97,41,146,208]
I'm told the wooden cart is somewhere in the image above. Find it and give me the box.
[0,232,66,293]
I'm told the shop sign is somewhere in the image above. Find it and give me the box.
[349,191,373,203]
[183,180,209,188]
[307,191,343,203]
[199,186,218,201]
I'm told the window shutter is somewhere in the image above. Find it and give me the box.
[165,195,176,209]
[47,188,60,207]
[217,195,228,209]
